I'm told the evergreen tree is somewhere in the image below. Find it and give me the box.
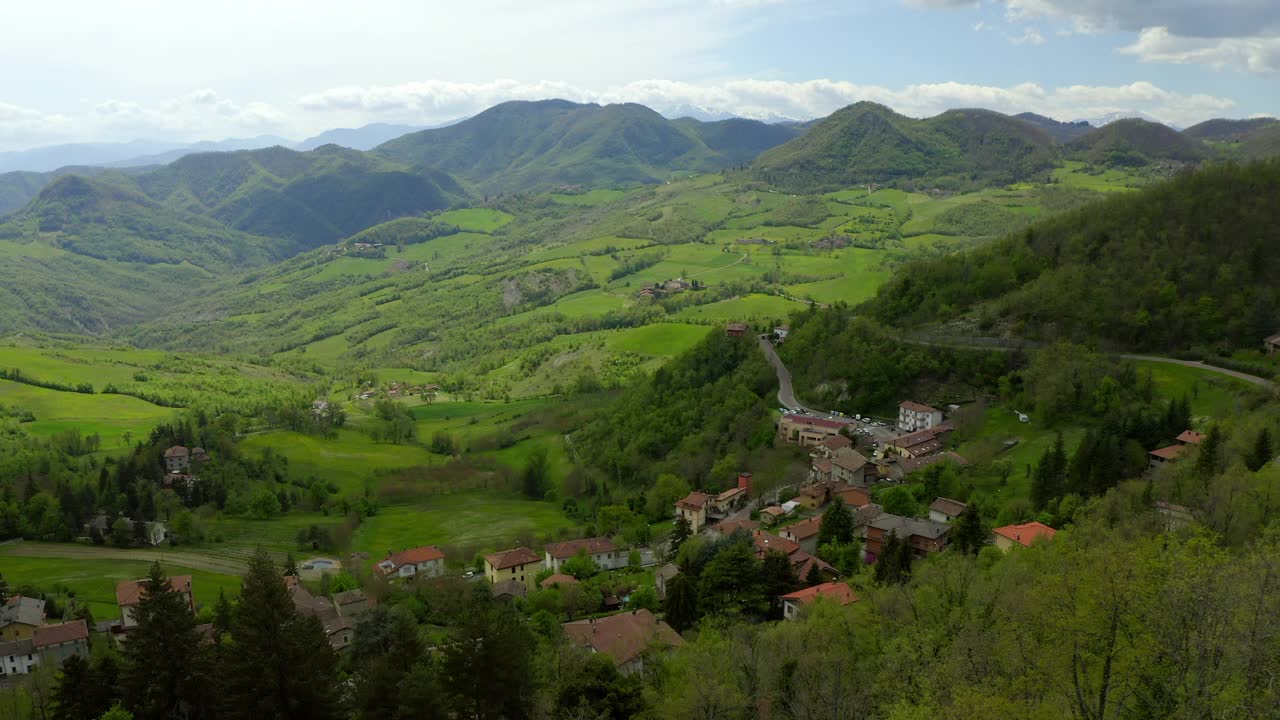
[212,588,232,637]
[555,654,646,720]
[663,573,699,633]
[521,446,550,499]
[951,502,985,555]
[221,549,341,720]
[394,662,449,720]
[53,654,117,720]
[1194,425,1224,487]
[443,603,535,720]
[817,500,854,547]
[698,542,765,617]
[283,553,300,577]
[669,515,693,557]
[760,551,799,619]
[120,562,203,720]
[351,607,426,720]
[873,533,913,585]
[804,562,823,587]
[1033,432,1067,509]
[1247,427,1273,472]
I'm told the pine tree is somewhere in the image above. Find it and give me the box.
[120,562,203,720]
[221,549,341,720]
[761,551,798,618]
[874,533,913,585]
[951,503,985,555]
[663,573,699,633]
[669,515,692,557]
[283,553,300,577]
[53,654,115,720]
[1033,433,1067,509]
[804,562,823,587]
[1247,427,1273,472]
[443,603,535,720]
[817,500,854,547]
[1194,425,1224,488]
[212,588,232,637]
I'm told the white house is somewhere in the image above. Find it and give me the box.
[928,497,967,524]
[0,639,38,676]
[544,537,622,572]
[898,401,944,433]
[375,546,446,579]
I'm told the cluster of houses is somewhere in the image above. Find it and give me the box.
[355,380,440,402]
[636,278,692,300]
[161,444,209,494]
[0,595,90,678]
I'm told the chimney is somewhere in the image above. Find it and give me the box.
[738,473,752,492]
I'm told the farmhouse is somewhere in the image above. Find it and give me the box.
[285,576,353,652]
[780,582,859,620]
[117,575,195,629]
[898,401,944,433]
[1265,333,1280,355]
[715,518,761,536]
[928,497,967,524]
[375,546,446,579]
[0,596,47,642]
[32,620,90,667]
[885,427,951,458]
[562,609,684,675]
[674,491,712,532]
[1176,430,1205,445]
[164,445,191,473]
[991,521,1057,550]
[484,547,542,592]
[760,505,788,526]
[544,537,622,572]
[726,322,748,337]
[778,414,847,447]
[1148,444,1186,466]
[864,514,951,560]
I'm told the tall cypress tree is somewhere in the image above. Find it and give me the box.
[761,550,799,618]
[817,500,854,547]
[1247,427,1273,472]
[951,503,985,555]
[1194,425,1224,488]
[221,549,341,720]
[120,562,203,720]
[663,573,699,633]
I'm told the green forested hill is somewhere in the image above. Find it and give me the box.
[373,100,796,191]
[1183,117,1279,142]
[751,103,1057,192]
[871,160,1280,350]
[1067,118,1213,168]
[1013,112,1093,143]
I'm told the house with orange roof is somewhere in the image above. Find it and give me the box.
[1176,430,1205,446]
[540,573,579,590]
[675,491,712,532]
[1148,444,1186,466]
[780,582,859,620]
[375,546,446,579]
[780,515,824,554]
[898,400,944,432]
[483,547,542,591]
[991,521,1057,550]
[117,575,194,628]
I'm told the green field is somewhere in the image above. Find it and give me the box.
[550,189,627,206]
[436,208,515,233]
[672,293,806,322]
[350,493,573,567]
[0,544,242,622]
[605,323,711,356]
[1134,360,1256,420]
[0,379,174,449]
[240,429,436,494]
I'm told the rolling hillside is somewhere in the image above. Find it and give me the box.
[870,160,1280,350]
[1014,112,1093,143]
[374,99,796,191]
[1067,118,1213,168]
[751,103,1058,192]
[1183,117,1279,142]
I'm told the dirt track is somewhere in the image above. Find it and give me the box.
[1,542,249,575]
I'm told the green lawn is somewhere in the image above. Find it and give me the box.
[605,323,711,357]
[1134,360,1256,421]
[672,293,806,322]
[350,493,574,567]
[550,189,627,206]
[0,379,174,449]
[240,429,435,494]
[0,546,242,622]
[436,208,515,233]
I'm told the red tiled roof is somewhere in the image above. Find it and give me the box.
[792,552,839,579]
[753,530,800,557]
[992,521,1057,547]
[540,573,579,589]
[715,487,747,502]
[838,487,871,507]
[800,483,826,499]
[32,620,88,648]
[780,581,859,606]
[900,400,939,414]
[545,537,617,560]
[715,518,761,535]
[781,516,823,541]
[783,415,846,430]
[485,547,540,570]
[1176,430,1205,445]
[819,435,852,451]
[116,575,192,607]
[562,609,683,666]
[831,448,869,472]
[675,492,711,511]
[376,546,445,574]
[761,505,787,518]
[1149,445,1185,460]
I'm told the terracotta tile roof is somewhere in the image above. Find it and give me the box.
[32,620,88,648]
[540,573,579,589]
[992,521,1057,547]
[382,545,445,571]
[781,516,823,541]
[780,581,859,606]
[753,530,800,557]
[485,547,540,570]
[928,497,967,518]
[819,435,853,451]
[562,609,683,667]
[800,483,827,499]
[901,452,968,474]
[813,459,833,474]
[832,448,870,472]
[716,518,761,535]
[164,445,189,458]
[791,551,839,579]
[899,400,939,414]
[1149,445,1185,460]
[675,492,712,511]
[1176,430,1205,445]
[783,414,846,430]
[838,487,871,507]
[116,575,193,607]
[761,505,787,518]
[715,487,747,502]
[545,537,617,560]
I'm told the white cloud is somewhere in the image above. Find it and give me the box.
[1121,27,1280,73]
[1009,28,1046,45]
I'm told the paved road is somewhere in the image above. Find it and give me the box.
[758,335,807,412]
[1120,354,1276,391]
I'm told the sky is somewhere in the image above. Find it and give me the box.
[1,0,1278,151]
